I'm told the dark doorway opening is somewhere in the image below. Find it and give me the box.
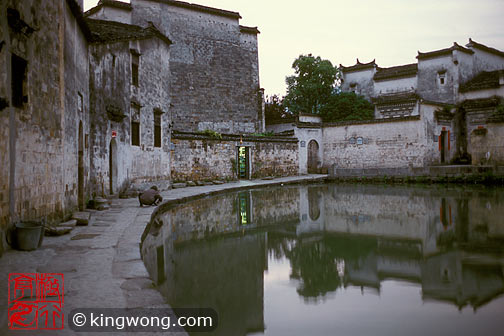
[440,131,448,164]
[308,140,319,173]
[78,121,84,210]
[109,139,118,194]
[237,146,250,179]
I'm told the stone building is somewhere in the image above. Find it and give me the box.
[268,39,504,173]
[86,18,173,196]
[0,0,275,256]
[0,0,91,256]
[85,0,264,134]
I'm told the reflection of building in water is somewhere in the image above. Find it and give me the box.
[142,183,504,330]
[143,232,267,336]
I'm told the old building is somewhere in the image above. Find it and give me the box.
[268,39,504,173]
[0,0,272,256]
[86,18,173,196]
[0,0,91,256]
[85,0,264,134]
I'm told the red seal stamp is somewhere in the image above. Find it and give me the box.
[8,273,64,330]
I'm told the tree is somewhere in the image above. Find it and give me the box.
[284,54,339,115]
[320,92,374,122]
[265,94,289,122]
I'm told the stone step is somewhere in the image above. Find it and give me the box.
[212,180,224,185]
[45,226,73,236]
[172,183,187,189]
[186,181,196,187]
[96,204,110,211]
[58,219,77,227]
[72,212,91,226]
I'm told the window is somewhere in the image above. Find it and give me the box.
[131,50,139,86]
[438,71,446,86]
[154,109,162,147]
[11,54,27,107]
[131,104,140,146]
[78,92,83,112]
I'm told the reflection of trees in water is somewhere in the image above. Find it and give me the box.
[267,232,377,299]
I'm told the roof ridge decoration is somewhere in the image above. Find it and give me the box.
[86,18,172,45]
[466,38,504,58]
[417,42,474,60]
[239,25,260,34]
[340,59,377,73]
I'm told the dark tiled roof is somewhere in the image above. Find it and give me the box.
[147,0,241,19]
[86,19,172,45]
[460,96,501,109]
[466,38,504,58]
[84,0,132,17]
[239,25,260,34]
[340,59,377,73]
[417,42,474,60]
[374,63,418,81]
[371,92,419,104]
[459,70,503,92]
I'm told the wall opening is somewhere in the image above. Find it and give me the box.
[307,140,319,173]
[237,146,250,179]
[131,104,140,146]
[11,53,27,108]
[109,139,118,194]
[154,110,162,147]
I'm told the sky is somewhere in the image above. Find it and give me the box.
[83,0,504,96]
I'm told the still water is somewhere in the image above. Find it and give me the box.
[141,183,504,336]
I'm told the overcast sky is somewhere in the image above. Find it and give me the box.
[83,0,504,96]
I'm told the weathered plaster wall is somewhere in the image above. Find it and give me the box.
[89,37,171,196]
[322,118,429,169]
[88,7,132,24]
[0,0,91,255]
[341,68,375,100]
[469,124,504,165]
[0,4,11,254]
[171,134,298,181]
[266,122,323,175]
[64,0,90,211]
[374,76,417,96]
[130,0,261,134]
[471,49,504,75]
[417,56,458,104]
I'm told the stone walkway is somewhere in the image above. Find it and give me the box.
[0,175,326,335]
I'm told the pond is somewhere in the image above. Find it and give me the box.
[141,183,504,336]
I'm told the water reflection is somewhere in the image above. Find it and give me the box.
[142,184,504,335]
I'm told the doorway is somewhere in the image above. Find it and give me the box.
[109,139,118,194]
[78,122,84,210]
[237,146,250,179]
[440,130,448,164]
[307,140,319,173]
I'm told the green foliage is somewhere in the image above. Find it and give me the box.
[284,54,339,115]
[265,94,289,121]
[200,129,222,139]
[282,54,373,122]
[320,92,374,122]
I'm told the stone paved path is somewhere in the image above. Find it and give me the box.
[0,175,326,335]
